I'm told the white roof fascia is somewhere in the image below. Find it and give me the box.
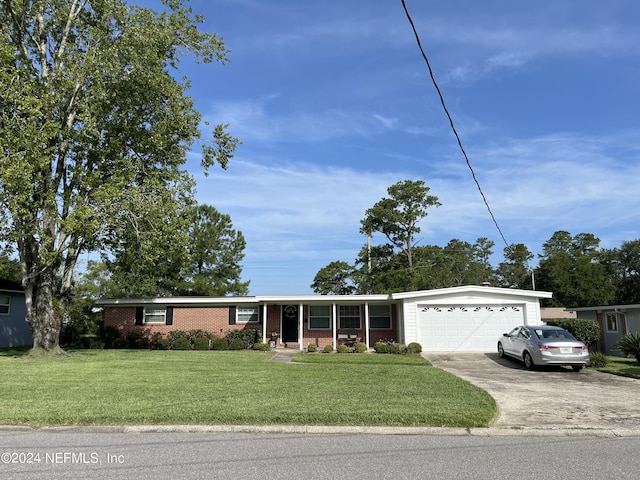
[97,294,394,306]
[391,285,552,300]
[572,304,640,311]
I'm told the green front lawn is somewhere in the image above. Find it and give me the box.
[597,356,640,379]
[0,350,496,428]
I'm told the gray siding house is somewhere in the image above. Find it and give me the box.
[572,304,640,356]
[0,279,32,349]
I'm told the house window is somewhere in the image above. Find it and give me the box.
[0,295,10,315]
[238,306,259,323]
[369,305,391,329]
[339,305,360,330]
[606,313,618,332]
[309,305,330,329]
[144,307,166,324]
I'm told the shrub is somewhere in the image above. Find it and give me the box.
[135,337,150,349]
[226,329,261,349]
[252,342,271,351]
[188,329,211,340]
[307,343,318,353]
[173,337,191,350]
[192,337,210,351]
[546,318,601,346]
[323,344,333,353]
[211,337,229,350]
[588,352,608,368]
[616,333,640,363]
[100,326,121,349]
[355,342,368,353]
[407,342,422,354]
[229,338,246,350]
[112,338,128,349]
[388,343,404,354]
[125,330,144,349]
[336,344,350,353]
[374,342,388,353]
[166,330,189,349]
[155,338,170,350]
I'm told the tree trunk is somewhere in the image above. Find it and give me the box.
[23,267,62,353]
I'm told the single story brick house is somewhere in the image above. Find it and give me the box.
[570,304,640,356]
[98,286,552,352]
[0,279,32,349]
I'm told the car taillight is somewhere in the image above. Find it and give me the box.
[537,345,557,350]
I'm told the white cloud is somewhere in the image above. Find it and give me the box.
[206,97,400,144]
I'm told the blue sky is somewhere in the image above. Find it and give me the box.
[175,0,640,294]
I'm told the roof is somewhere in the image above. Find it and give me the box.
[391,285,552,300]
[541,307,577,320]
[572,304,640,311]
[0,279,23,293]
[96,285,552,306]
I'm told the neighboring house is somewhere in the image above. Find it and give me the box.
[540,307,577,323]
[0,279,32,349]
[571,305,640,356]
[98,285,552,352]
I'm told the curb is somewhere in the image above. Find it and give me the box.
[3,424,640,437]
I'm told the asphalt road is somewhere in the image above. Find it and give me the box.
[425,352,640,432]
[1,430,640,480]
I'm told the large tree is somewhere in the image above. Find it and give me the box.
[360,180,441,269]
[601,239,640,304]
[535,231,615,307]
[310,260,356,295]
[0,0,238,352]
[496,243,533,289]
[182,204,248,296]
[99,203,248,297]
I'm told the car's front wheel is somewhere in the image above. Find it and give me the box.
[498,342,505,358]
[523,351,534,370]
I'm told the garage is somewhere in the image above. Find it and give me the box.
[418,304,525,351]
[395,286,552,352]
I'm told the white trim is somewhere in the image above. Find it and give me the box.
[97,286,552,307]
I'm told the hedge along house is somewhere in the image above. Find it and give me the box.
[98,286,552,352]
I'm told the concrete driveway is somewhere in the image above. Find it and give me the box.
[425,352,640,433]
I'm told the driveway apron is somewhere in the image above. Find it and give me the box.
[425,352,640,431]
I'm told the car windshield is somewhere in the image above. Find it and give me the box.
[533,329,576,340]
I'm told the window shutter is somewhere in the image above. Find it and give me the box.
[229,306,236,325]
[165,307,173,326]
[258,306,264,324]
[135,307,143,325]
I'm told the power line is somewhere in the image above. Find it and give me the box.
[400,0,509,248]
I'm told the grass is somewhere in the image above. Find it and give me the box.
[597,356,640,379]
[0,349,496,428]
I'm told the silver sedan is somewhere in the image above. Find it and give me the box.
[498,325,590,371]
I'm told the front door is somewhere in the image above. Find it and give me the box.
[282,305,299,343]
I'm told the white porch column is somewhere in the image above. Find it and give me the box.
[364,302,370,348]
[298,303,304,350]
[332,303,337,350]
[262,304,268,343]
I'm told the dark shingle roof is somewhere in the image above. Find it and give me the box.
[0,279,23,292]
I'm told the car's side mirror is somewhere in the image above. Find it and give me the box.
[502,333,509,337]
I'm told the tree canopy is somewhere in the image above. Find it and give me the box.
[0,0,238,351]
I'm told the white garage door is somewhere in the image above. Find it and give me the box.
[418,305,524,352]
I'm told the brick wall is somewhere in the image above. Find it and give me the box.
[103,303,398,348]
[103,306,261,339]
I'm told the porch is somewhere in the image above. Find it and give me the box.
[259,302,397,351]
